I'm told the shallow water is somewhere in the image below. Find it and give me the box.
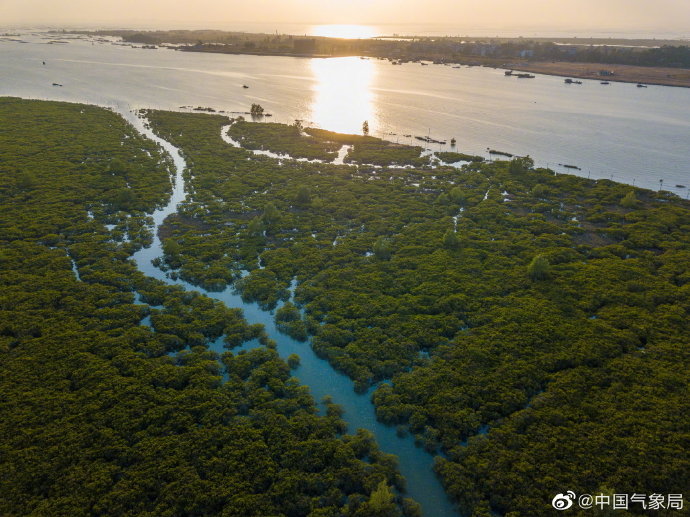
[125,110,459,516]
[1,31,688,194]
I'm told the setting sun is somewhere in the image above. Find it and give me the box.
[310,24,379,39]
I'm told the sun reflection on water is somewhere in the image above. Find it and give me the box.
[310,57,376,135]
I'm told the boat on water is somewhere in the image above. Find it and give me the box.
[242,85,249,89]
[637,83,648,88]
[565,78,583,85]
[676,184,686,188]
[600,81,610,85]
[52,83,62,87]
[515,73,535,79]
[505,70,513,76]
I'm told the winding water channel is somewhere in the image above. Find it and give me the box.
[123,108,459,517]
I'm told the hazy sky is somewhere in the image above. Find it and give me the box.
[2,0,689,35]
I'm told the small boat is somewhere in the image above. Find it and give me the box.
[515,73,535,79]
[676,184,686,188]
[52,82,62,87]
[637,83,647,88]
[562,164,581,170]
[565,78,582,85]
[242,85,249,89]
[505,70,513,76]
[600,81,610,85]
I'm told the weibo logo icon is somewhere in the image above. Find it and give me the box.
[552,491,576,510]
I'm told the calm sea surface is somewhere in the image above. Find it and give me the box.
[2,32,689,193]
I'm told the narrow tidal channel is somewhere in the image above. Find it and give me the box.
[123,107,459,517]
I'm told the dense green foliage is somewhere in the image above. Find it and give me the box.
[527,254,550,280]
[276,301,309,341]
[436,152,484,164]
[228,120,340,161]
[250,103,264,116]
[143,112,690,516]
[345,140,426,167]
[620,190,639,209]
[0,98,415,517]
[305,128,427,167]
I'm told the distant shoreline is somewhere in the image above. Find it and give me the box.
[64,29,690,88]
[178,46,334,59]
[505,61,690,88]
[176,45,690,88]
